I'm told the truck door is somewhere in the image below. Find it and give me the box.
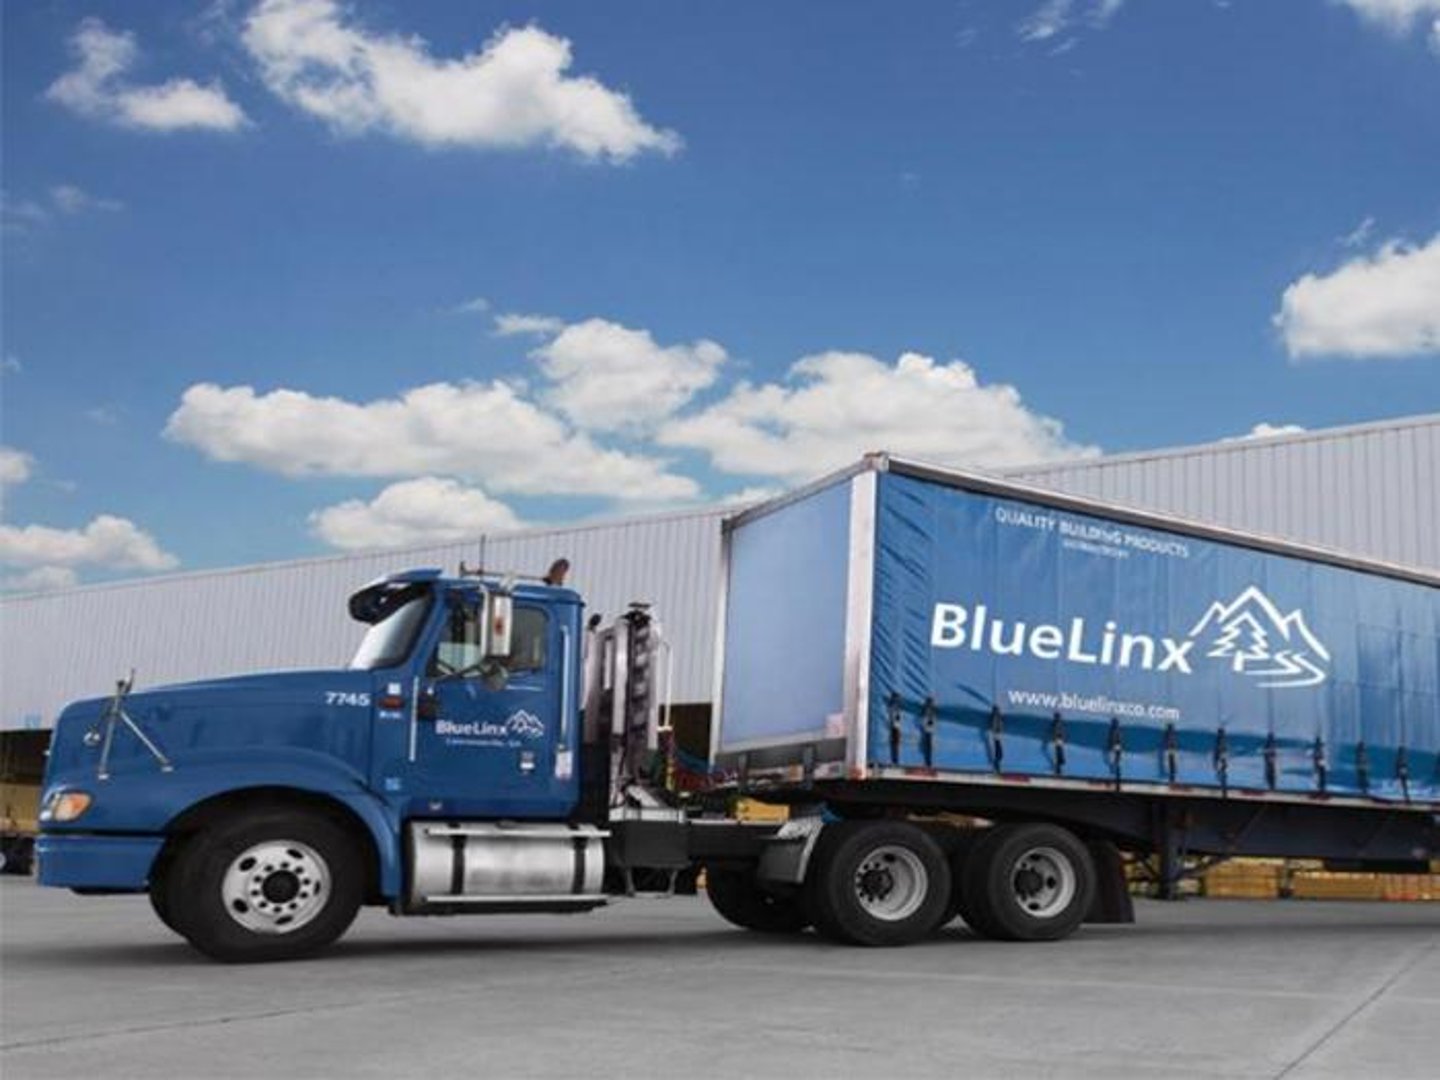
[395,597,579,819]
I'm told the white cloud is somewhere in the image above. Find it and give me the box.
[1335,1,1440,31]
[311,476,522,550]
[2,193,51,230]
[164,380,697,500]
[1336,1,1440,52]
[50,184,124,214]
[1,355,20,374]
[84,404,122,425]
[1019,0,1075,41]
[450,296,490,315]
[530,318,727,433]
[47,18,248,132]
[1339,215,1376,249]
[2,566,81,593]
[1018,0,1126,43]
[717,485,781,507]
[241,0,680,160]
[493,312,566,337]
[1274,233,1440,359]
[1091,0,1126,25]
[658,350,1096,481]
[0,446,34,488]
[0,514,179,572]
[1224,423,1307,441]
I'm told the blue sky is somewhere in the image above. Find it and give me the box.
[2,0,1438,589]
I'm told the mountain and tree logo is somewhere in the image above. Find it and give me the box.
[504,710,546,739]
[1187,586,1330,689]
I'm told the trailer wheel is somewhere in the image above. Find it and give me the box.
[705,867,810,934]
[806,821,951,947]
[961,824,1095,942]
[167,809,364,962]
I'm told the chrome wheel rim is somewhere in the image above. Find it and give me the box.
[853,844,929,922]
[220,840,330,934]
[1011,845,1077,919]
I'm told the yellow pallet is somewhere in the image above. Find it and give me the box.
[1380,875,1440,902]
[1202,863,1280,900]
[1290,872,1386,901]
[733,798,789,824]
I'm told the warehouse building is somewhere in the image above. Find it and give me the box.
[2,413,1437,735]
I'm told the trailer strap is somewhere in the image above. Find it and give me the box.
[920,697,937,769]
[1213,727,1230,798]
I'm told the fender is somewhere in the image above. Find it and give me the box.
[44,747,406,898]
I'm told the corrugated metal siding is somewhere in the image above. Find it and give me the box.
[3,415,1435,729]
[0,511,727,730]
[1008,415,1440,575]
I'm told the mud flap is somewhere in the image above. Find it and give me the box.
[1085,840,1135,924]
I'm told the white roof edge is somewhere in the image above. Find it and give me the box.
[1006,412,1440,476]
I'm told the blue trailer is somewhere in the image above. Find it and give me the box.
[34,454,1440,961]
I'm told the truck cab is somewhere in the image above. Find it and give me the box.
[35,565,749,961]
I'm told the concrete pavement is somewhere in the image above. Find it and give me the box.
[1,878,1436,1079]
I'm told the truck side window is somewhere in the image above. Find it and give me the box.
[506,607,547,673]
[430,604,547,677]
[432,605,483,675]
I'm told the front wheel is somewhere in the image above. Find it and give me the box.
[167,809,364,962]
[705,867,810,934]
[805,821,951,947]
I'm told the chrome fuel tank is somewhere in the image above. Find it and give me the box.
[406,821,607,910]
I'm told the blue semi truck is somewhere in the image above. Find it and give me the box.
[36,455,1440,961]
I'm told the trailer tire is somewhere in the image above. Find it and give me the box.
[167,809,364,963]
[805,821,951,947]
[705,867,810,934]
[961,824,1095,942]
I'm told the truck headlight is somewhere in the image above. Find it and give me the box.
[41,790,93,823]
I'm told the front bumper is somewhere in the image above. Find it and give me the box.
[36,833,164,891]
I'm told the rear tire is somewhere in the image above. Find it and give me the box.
[805,821,951,947]
[167,809,364,963]
[705,867,810,934]
[961,824,1095,942]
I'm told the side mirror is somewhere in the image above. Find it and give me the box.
[486,592,513,659]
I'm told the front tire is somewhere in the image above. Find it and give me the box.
[705,867,810,934]
[167,809,364,963]
[960,823,1095,942]
[805,821,951,947]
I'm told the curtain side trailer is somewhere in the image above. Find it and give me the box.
[713,454,1439,939]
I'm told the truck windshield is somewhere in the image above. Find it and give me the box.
[349,586,433,670]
